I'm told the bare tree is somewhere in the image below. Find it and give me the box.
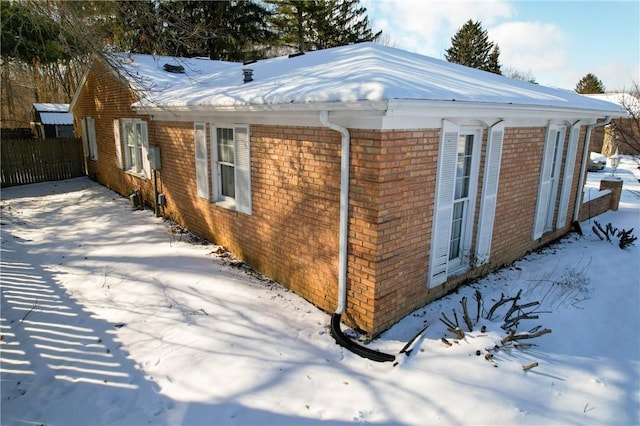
[503,67,537,84]
[598,83,640,158]
[612,82,640,157]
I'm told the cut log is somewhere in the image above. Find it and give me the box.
[501,328,551,344]
[461,297,474,332]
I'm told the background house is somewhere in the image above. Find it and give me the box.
[32,103,75,139]
[585,93,639,156]
[71,43,626,335]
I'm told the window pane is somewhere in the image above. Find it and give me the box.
[449,201,465,260]
[217,128,234,164]
[126,124,135,147]
[129,146,137,169]
[550,132,561,178]
[220,164,235,198]
[454,134,474,199]
[195,128,206,158]
[127,124,136,170]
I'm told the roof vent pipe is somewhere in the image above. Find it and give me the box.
[243,68,253,83]
[319,110,395,363]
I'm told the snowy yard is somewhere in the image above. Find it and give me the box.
[1,157,639,425]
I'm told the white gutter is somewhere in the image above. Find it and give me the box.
[319,111,350,314]
[572,116,612,222]
[133,98,624,120]
[320,110,395,362]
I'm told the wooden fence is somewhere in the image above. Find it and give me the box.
[1,138,85,187]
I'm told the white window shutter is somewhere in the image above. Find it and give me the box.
[211,126,220,201]
[533,125,558,240]
[113,119,123,169]
[88,117,98,160]
[140,121,151,178]
[81,118,89,158]
[556,123,580,229]
[428,120,459,287]
[475,123,505,265]
[194,123,209,199]
[234,126,252,215]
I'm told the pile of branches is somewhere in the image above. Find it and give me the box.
[592,221,636,249]
[439,289,551,369]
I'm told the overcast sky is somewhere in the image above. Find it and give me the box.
[363,0,639,91]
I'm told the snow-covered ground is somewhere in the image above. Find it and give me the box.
[2,157,639,425]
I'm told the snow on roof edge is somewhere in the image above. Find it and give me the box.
[106,44,628,116]
[34,103,70,113]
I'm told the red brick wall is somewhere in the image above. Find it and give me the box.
[72,61,154,202]
[365,130,439,332]
[149,123,346,319]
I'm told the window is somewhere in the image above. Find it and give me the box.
[429,122,481,287]
[448,132,480,270]
[216,127,236,199]
[555,123,581,229]
[195,123,209,199]
[81,117,98,160]
[533,124,566,239]
[121,119,150,178]
[211,125,252,214]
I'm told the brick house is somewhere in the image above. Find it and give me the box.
[71,42,625,338]
[585,93,639,156]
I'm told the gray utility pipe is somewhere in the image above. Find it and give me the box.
[319,111,395,363]
[572,116,611,224]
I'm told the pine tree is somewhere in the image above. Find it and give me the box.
[109,1,275,62]
[1,2,75,64]
[268,0,380,53]
[318,0,381,49]
[267,0,318,52]
[487,45,501,75]
[575,73,605,94]
[445,19,502,75]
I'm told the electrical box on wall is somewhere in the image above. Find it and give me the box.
[148,146,161,170]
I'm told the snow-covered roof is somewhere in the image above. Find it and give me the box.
[110,42,625,116]
[583,92,638,115]
[33,103,70,113]
[39,112,74,125]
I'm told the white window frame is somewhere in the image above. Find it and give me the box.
[211,124,252,215]
[81,117,98,160]
[121,119,150,178]
[533,124,566,239]
[428,121,481,287]
[448,127,482,273]
[556,122,581,229]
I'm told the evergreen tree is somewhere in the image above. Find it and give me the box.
[487,45,501,75]
[109,1,274,61]
[268,0,380,53]
[267,0,316,52]
[575,73,605,94]
[111,0,163,54]
[318,0,381,49]
[1,2,74,64]
[445,19,502,75]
